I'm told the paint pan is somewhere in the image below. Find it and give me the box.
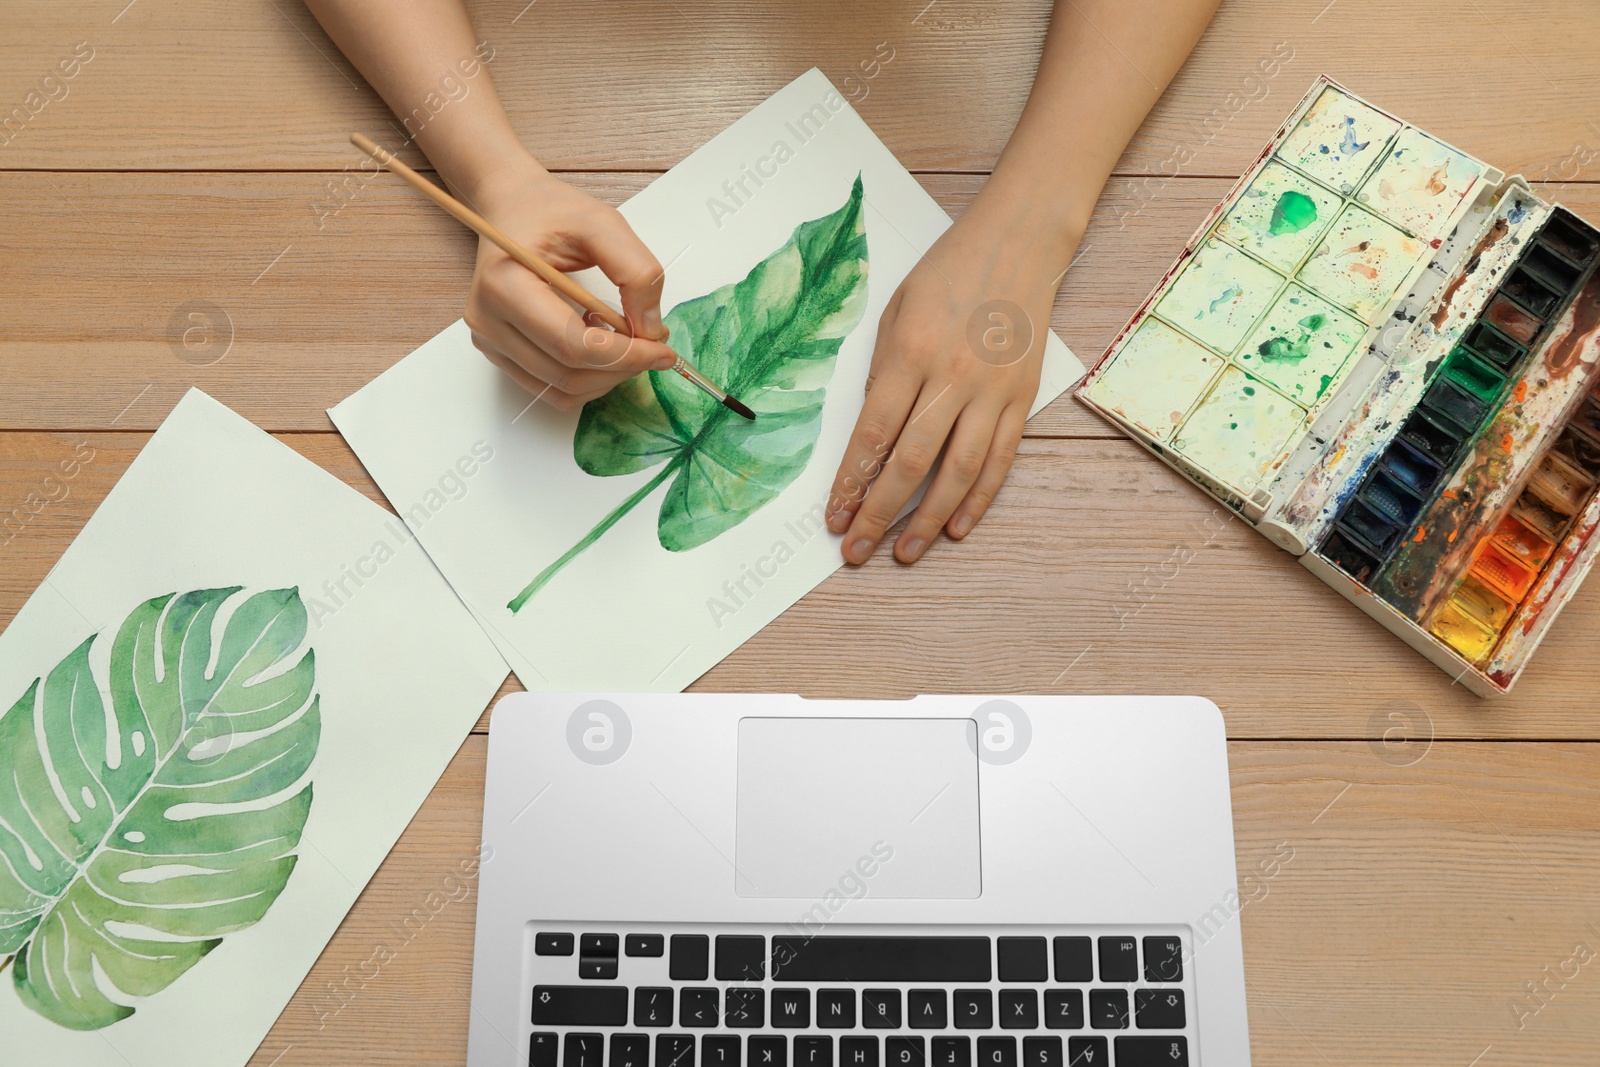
[1552,427,1600,479]
[1233,285,1366,408]
[1471,540,1537,600]
[1400,407,1470,464]
[1340,497,1406,553]
[1358,468,1424,525]
[1523,244,1582,293]
[1153,238,1284,353]
[1081,318,1226,442]
[1296,203,1425,322]
[1275,84,1401,194]
[1379,438,1445,497]
[1442,348,1505,403]
[1539,213,1599,267]
[1462,320,1526,368]
[1323,526,1385,584]
[1429,600,1500,662]
[1492,513,1555,570]
[1572,395,1600,439]
[1213,161,1341,273]
[1357,127,1483,239]
[1483,294,1543,344]
[1171,367,1307,494]
[1525,450,1594,515]
[1451,572,1516,630]
[1500,266,1565,318]
[1420,375,1489,433]
[1513,496,1572,541]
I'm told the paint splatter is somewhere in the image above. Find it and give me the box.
[1348,262,1379,280]
[1269,191,1319,236]
[1340,117,1369,156]
[1204,285,1242,317]
[1256,314,1330,364]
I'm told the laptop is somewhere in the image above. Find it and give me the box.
[466,694,1250,1067]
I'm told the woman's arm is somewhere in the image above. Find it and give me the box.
[305,0,676,409]
[825,0,1220,564]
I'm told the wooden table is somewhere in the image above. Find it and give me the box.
[5,1,1600,1062]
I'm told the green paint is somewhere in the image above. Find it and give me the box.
[509,176,870,612]
[1268,190,1319,236]
[1318,373,1335,398]
[1255,314,1331,364]
[1,588,319,1030]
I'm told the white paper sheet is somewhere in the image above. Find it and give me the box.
[0,389,507,1066]
[331,68,1084,692]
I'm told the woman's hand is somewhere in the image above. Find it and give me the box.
[464,157,678,411]
[825,201,1079,564]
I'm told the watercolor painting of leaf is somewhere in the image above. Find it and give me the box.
[0,587,319,1031]
[508,174,870,612]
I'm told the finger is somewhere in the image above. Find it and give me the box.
[474,307,650,398]
[842,381,963,565]
[575,210,668,341]
[947,403,1027,540]
[485,261,676,377]
[473,338,608,413]
[894,402,1000,562]
[826,368,921,535]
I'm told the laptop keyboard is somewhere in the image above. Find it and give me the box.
[524,925,1195,1067]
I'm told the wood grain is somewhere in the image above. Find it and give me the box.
[3,1,1597,177]
[6,430,1600,738]
[241,735,1600,1067]
[4,174,1596,434]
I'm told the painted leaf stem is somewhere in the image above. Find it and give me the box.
[508,174,869,612]
[0,587,319,1030]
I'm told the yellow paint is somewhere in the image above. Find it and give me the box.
[1429,601,1500,663]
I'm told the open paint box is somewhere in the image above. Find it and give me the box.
[1078,76,1600,696]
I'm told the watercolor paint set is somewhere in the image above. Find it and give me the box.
[1077,76,1600,695]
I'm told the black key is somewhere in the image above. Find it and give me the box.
[1020,1038,1060,1067]
[975,1038,1015,1067]
[997,937,1049,982]
[1096,938,1137,983]
[613,1035,651,1067]
[726,988,766,1028]
[717,935,767,982]
[681,988,720,1027]
[705,1036,742,1067]
[863,990,902,1029]
[885,1037,925,1067]
[795,1037,833,1067]
[628,933,666,957]
[672,935,711,981]
[1113,1037,1187,1067]
[1052,938,1092,983]
[537,933,575,956]
[636,988,674,1027]
[1065,1038,1105,1067]
[581,956,619,980]
[840,1037,878,1067]
[818,989,856,1028]
[582,933,620,957]
[999,990,1037,1029]
[907,990,946,1029]
[1043,990,1083,1030]
[1133,989,1184,1030]
[533,986,628,1026]
[531,1032,559,1067]
[565,1033,605,1067]
[658,1035,696,1067]
[772,989,810,1028]
[931,1038,970,1067]
[953,989,992,1029]
[1087,990,1127,1030]
[1141,937,1182,984]
[749,1037,787,1067]
[771,937,992,982]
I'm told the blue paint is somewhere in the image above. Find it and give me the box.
[1340,116,1369,156]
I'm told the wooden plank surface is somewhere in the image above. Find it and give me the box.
[241,736,1600,1067]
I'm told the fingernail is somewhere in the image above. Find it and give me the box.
[828,510,853,533]
[848,538,873,562]
[901,536,926,560]
[654,354,676,370]
[644,309,663,338]
[950,514,974,538]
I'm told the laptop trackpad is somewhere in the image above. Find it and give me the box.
[735,718,981,899]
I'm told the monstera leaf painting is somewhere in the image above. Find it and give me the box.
[0,586,320,1030]
[509,175,870,611]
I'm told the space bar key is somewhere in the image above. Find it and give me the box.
[771,936,993,981]
[531,985,628,1025]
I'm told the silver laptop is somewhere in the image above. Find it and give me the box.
[467,694,1250,1067]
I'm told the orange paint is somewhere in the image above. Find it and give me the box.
[1413,527,1427,542]
[1348,262,1379,280]
[1443,489,1458,500]
[1514,380,1529,402]
[1502,433,1515,452]
[1448,530,1458,543]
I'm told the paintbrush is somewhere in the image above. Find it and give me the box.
[350,133,756,421]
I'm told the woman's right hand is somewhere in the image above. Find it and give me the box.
[464,156,677,411]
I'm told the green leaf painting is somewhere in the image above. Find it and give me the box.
[0,587,319,1030]
[509,175,870,612]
